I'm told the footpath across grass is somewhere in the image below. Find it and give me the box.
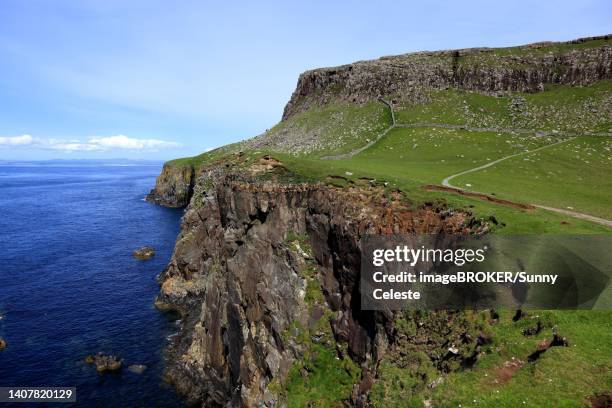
[454,136,612,219]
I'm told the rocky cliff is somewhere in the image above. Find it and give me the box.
[151,35,610,406]
[154,162,491,407]
[282,35,611,120]
[147,163,195,207]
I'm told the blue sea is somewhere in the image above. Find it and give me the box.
[0,162,185,407]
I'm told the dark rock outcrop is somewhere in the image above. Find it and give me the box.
[588,391,612,408]
[155,166,485,406]
[133,246,155,260]
[282,35,611,120]
[85,353,123,373]
[147,163,195,207]
[527,328,569,362]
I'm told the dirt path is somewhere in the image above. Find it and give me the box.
[441,137,576,187]
[532,205,612,227]
[441,137,612,227]
[322,101,608,161]
[320,101,611,227]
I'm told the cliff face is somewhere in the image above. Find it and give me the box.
[282,35,611,119]
[155,165,489,407]
[146,164,195,207]
[152,35,610,406]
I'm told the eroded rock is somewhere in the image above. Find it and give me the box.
[133,246,155,260]
[154,167,481,406]
[588,392,612,408]
[282,36,611,120]
[146,163,195,207]
[527,328,569,362]
[85,353,123,373]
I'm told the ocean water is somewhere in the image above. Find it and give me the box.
[0,162,184,407]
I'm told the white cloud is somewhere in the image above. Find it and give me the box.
[0,134,181,152]
[0,134,33,145]
[87,135,181,150]
[45,140,101,152]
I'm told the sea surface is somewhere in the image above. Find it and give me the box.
[0,162,185,407]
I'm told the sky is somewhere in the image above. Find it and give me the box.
[0,0,610,160]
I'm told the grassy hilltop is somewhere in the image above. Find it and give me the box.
[164,36,612,406]
[170,36,611,233]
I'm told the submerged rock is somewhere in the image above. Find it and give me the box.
[128,364,147,374]
[0,337,6,351]
[133,246,155,260]
[85,353,123,372]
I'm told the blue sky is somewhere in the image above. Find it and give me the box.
[1,0,610,160]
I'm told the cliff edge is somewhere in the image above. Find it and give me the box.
[155,163,489,406]
[282,35,611,120]
[150,35,612,407]
[146,163,195,207]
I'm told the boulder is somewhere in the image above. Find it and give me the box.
[133,246,155,260]
[85,353,123,373]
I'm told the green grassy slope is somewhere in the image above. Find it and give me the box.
[259,101,392,157]
[172,81,611,232]
[339,127,551,184]
[394,81,611,133]
[454,136,612,219]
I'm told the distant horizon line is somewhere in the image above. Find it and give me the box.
[0,158,166,163]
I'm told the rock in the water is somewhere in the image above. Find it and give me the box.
[133,246,155,260]
[0,337,6,351]
[85,353,123,372]
[128,364,147,374]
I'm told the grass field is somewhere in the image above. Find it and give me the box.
[172,80,611,230]
[253,101,392,157]
[266,125,610,233]
[394,81,611,133]
[370,310,612,407]
[454,136,612,219]
[341,127,551,184]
